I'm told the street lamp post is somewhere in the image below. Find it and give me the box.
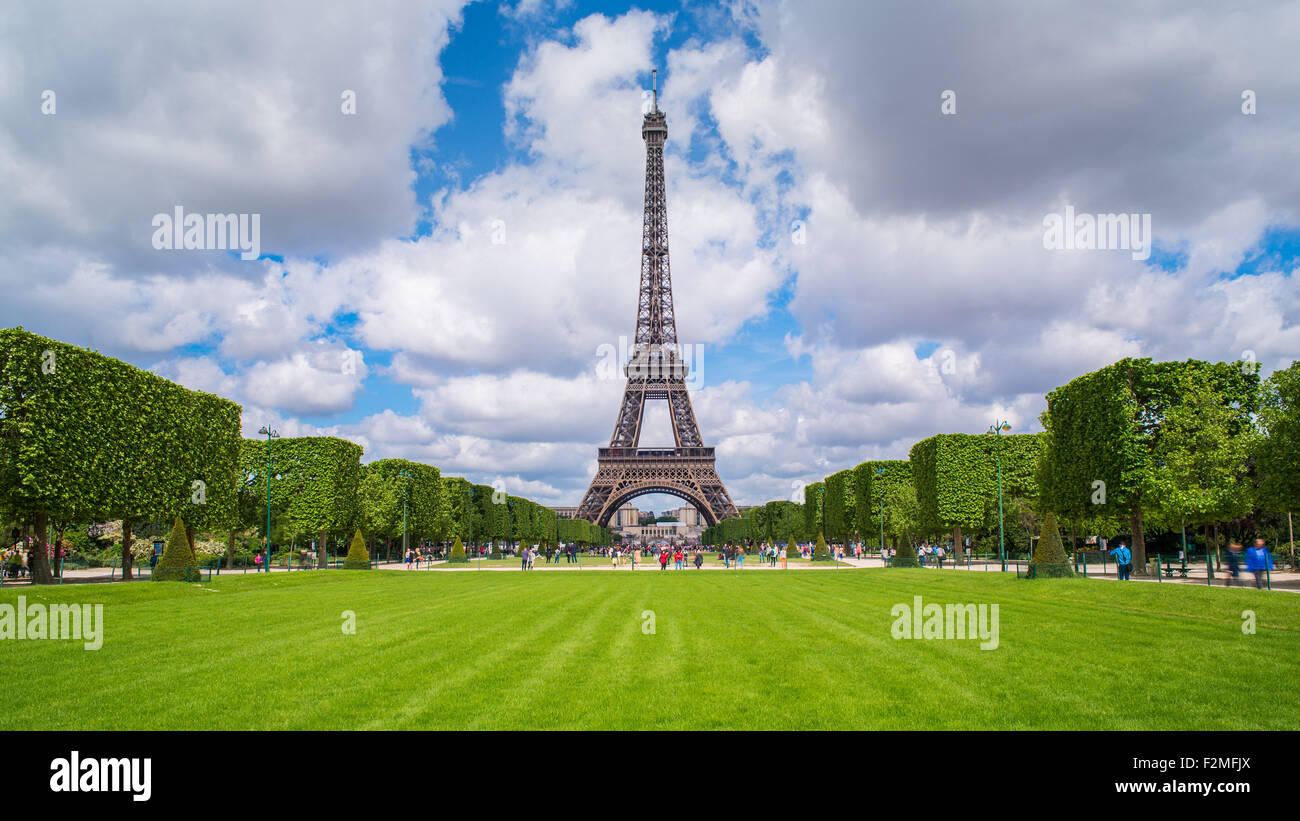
[875,468,886,561]
[258,426,279,572]
[985,420,1012,572]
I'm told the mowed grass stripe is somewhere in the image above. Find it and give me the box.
[1,569,1296,729]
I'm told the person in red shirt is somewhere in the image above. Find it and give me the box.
[673,547,684,569]
[659,549,670,570]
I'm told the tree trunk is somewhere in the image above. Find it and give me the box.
[225,530,236,569]
[1130,507,1147,574]
[318,529,327,568]
[29,512,54,585]
[121,520,134,580]
[953,525,964,560]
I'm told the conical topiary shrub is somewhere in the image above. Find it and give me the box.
[786,536,799,559]
[1030,512,1075,578]
[153,516,202,582]
[342,529,370,569]
[448,536,468,563]
[891,539,920,568]
[812,532,832,561]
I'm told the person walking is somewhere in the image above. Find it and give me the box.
[254,550,263,573]
[674,546,684,570]
[659,549,669,571]
[693,549,703,569]
[1109,541,1132,581]
[1245,538,1273,589]
[1224,541,1243,587]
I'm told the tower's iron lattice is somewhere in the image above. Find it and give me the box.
[575,74,739,528]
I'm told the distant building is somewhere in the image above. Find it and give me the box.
[672,505,702,527]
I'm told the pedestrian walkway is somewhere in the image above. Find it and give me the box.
[841,554,1300,592]
[0,559,407,586]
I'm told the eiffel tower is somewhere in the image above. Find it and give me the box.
[576,72,739,528]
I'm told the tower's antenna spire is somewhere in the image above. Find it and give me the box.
[651,69,658,112]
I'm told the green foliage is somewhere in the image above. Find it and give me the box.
[557,516,604,546]
[891,538,919,567]
[342,529,370,569]
[802,482,824,540]
[239,436,362,543]
[910,433,1041,534]
[448,536,467,563]
[1257,362,1300,514]
[1150,380,1255,528]
[852,462,875,541]
[823,470,851,543]
[812,532,831,561]
[153,516,201,582]
[786,535,798,558]
[1030,512,1074,578]
[435,477,472,544]
[0,328,240,582]
[855,461,919,547]
[1039,358,1260,569]
[359,459,441,548]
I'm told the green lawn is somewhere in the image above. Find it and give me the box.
[1,569,1296,729]
[424,553,813,569]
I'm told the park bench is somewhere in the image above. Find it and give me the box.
[1162,563,1190,579]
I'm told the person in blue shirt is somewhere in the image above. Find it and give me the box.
[1244,538,1273,589]
[1109,541,1132,580]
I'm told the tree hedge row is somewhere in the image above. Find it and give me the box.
[1,327,240,582]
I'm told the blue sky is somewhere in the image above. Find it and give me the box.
[3,0,1298,512]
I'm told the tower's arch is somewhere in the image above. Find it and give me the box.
[597,484,714,529]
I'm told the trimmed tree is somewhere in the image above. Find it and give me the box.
[241,435,363,568]
[342,529,370,569]
[153,517,201,582]
[448,536,468,563]
[823,470,850,546]
[1039,358,1258,575]
[1030,512,1074,578]
[891,539,920,568]
[812,532,832,561]
[802,482,824,541]
[1,327,241,584]
[910,433,1042,562]
[786,535,798,559]
[1258,362,1300,513]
